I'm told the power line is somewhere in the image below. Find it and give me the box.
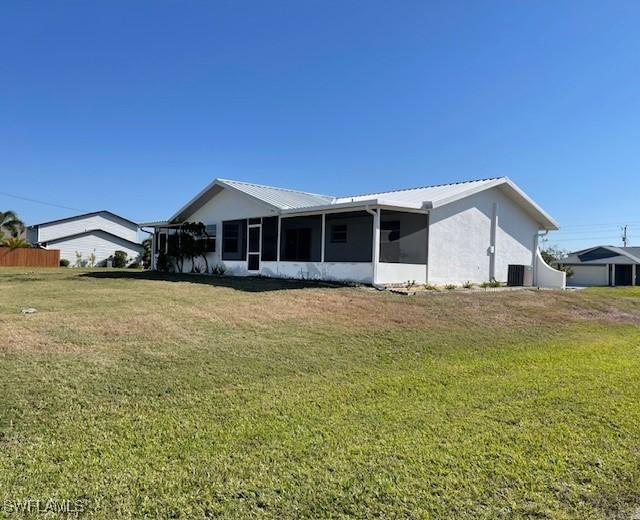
[0,191,87,213]
[558,221,640,229]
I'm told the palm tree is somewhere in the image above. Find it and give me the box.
[3,236,29,249]
[0,210,25,238]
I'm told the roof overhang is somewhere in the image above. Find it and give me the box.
[279,198,426,216]
[169,179,280,223]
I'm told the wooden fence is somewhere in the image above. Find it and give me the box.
[0,247,60,267]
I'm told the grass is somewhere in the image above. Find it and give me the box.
[1,268,640,518]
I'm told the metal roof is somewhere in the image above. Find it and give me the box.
[331,178,502,208]
[157,176,558,230]
[220,179,334,210]
[27,210,139,229]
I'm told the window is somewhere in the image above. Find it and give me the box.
[224,225,238,253]
[222,220,247,260]
[204,225,216,252]
[261,216,278,261]
[330,224,347,243]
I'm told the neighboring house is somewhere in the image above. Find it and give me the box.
[27,211,143,266]
[559,246,640,287]
[141,177,565,288]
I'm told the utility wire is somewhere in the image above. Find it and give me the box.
[0,191,87,213]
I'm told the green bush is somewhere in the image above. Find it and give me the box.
[211,264,226,276]
[112,250,128,268]
[59,259,70,267]
[156,251,170,272]
[128,262,141,269]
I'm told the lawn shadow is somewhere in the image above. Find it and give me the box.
[78,270,355,293]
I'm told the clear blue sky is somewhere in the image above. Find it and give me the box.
[2,1,639,250]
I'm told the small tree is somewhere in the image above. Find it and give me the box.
[156,250,171,272]
[142,237,152,269]
[74,251,84,268]
[112,250,128,268]
[541,245,573,278]
[166,223,208,273]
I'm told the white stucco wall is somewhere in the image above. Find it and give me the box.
[567,264,608,286]
[38,214,138,243]
[50,231,143,266]
[428,187,540,285]
[377,263,427,284]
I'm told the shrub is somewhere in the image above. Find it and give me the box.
[211,264,226,276]
[128,262,141,269]
[59,259,70,267]
[462,280,474,289]
[74,251,84,268]
[423,283,439,291]
[480,278,503,288]
[444,284,457,290]
[112,250,128,268]
[2,237,30,249]
[156,251,170,272]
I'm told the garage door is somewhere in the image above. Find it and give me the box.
[569,265,608,286]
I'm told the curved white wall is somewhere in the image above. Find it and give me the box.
[535,249,566,289]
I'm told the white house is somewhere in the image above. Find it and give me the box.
[27,211,143,266]
[142,177,565,288]
[559,246,640,287]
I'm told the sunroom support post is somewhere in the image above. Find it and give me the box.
[369,207,380,285]
[633,264,637,286]
[321,213,326,263]
[151,230,157,270]
[276,216,282,262]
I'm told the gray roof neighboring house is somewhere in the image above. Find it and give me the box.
[158,176,559,230]
[562,246,640,265]
[27,210,139,230]
[38,229,144,250]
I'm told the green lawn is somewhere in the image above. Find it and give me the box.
[1,268,639,519]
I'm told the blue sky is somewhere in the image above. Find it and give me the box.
[1,1,639,250]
